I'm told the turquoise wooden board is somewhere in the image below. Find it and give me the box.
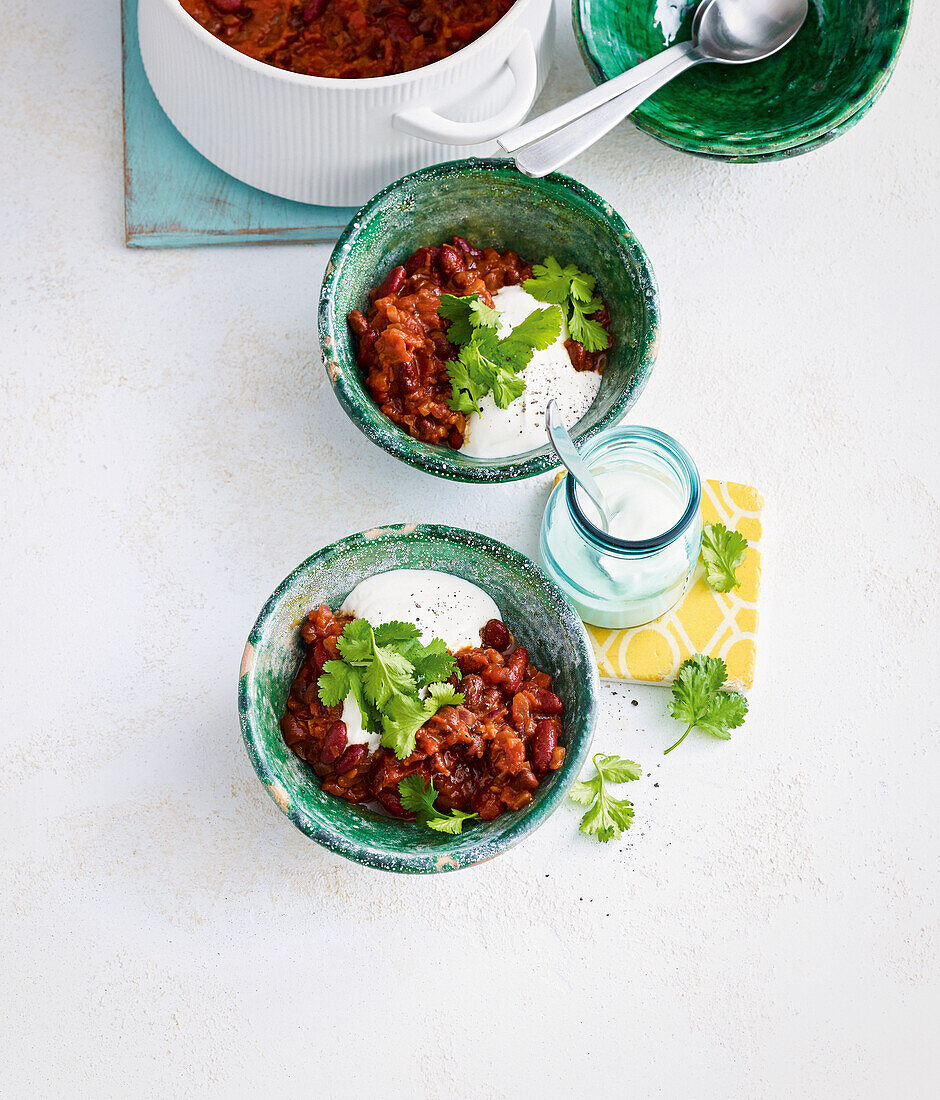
[122,0,356,248]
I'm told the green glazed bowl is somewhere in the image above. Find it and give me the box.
[574,0,911,160]
[238,524,599,873]
[319,158,659,482]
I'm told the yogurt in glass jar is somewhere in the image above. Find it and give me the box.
[539,426,702,629]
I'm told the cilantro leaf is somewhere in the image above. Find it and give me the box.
[361,644,414,709]
[373,621,421,646]
[441,292,565,414]
[568,776,599,805]
[397,775,477,834]
[568,310,610,354]
[438,293,478,346]
[426,810,478,834]
[499,305,563,372]
[317,660,350,708]
[700,523,748,593]
[444,353,487,414]
[489,366,526,410]
[380,692,430,759]
[398,774,439,818]
[524,256,571,305]
[524,257,611,356]
[665,654,748,754]
[335,617,374,663]
[424,681,464,710]
[469,298,500,330]
[570,753,640,843]
[407,637,459,688]
[321,616,465,761]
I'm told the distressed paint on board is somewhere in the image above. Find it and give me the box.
[121,0,356,248]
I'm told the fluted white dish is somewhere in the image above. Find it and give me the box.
[138,0,555,206]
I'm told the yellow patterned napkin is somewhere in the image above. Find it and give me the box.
[554,478,763,690]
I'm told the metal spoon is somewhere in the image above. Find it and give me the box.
[545,400,611,532]
[500,0,808,177]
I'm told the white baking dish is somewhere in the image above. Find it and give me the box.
[138,0,555,206]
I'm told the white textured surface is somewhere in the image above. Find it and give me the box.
[1,1,937,1096]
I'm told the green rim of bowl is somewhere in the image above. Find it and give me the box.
[319,157,660,483]
[238,523,599,873]
[572,0,911,161]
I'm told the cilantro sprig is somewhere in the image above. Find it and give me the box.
[398,775,478,834]
[700,523,748,593]
[665,655,748,755]
[439,293,562,415]
[318,618,464,760]
[524,257,610,354]
[569,754,642,842]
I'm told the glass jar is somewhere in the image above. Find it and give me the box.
[539,426,702,629]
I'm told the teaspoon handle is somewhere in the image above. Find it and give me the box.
[545,401,610,533]
[498,39,699,155]
[513,50,707,178]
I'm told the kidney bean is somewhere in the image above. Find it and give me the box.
[320,720,348,765]
[565,338,588,371]
[404,248,430,274]
[302,0,327,21]
[440,244,466,275]
[377,786,406,817]
[460,674,484,708]
[399,359,420,394]
[453,236,482,257]
[516,768,539,791]
[212,0,243,12]
[313,643,329,673]
[335,743,367,775]
[530,688,564,716]
[280,714,307,748]
[531,719,557,772]
[481,618,512,651]
[347,309,369,338]
[375,265,406,298]
[503,647,528,694]
[387,15,415,40]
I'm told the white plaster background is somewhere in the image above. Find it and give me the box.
[1,1,937,1096]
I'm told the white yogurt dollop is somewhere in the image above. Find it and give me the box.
[587,467,686,541]
[336,569,501,748]
[461,285,602,458]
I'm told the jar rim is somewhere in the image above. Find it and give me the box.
[565,426,701,553]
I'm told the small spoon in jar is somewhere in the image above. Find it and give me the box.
[545,400,612,533]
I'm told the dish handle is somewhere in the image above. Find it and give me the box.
[393,34,537,146]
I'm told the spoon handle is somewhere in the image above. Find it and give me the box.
[545,401,611,533]
[512,50,707,178]
[498,39,699,155]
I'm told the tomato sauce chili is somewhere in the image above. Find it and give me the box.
[280,606,566,821]
[348,237,611,448]
[179,0,517,79]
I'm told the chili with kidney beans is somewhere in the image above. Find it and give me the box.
[280,604,566,821]
[347,237,611,448]
[179,0,516,79]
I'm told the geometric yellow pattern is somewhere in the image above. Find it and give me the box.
[585,480,764,690]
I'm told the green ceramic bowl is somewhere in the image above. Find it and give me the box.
[574,0,911,160]
[319,158,659,482]
[238,524,599,873]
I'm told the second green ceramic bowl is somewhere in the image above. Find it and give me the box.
[319,158,660,482]
[238,524,599,873]
[575,0,911,160]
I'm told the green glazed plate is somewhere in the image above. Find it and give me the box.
[319,158,659,482]
[238,524,599,873]
[574,0,911,160]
